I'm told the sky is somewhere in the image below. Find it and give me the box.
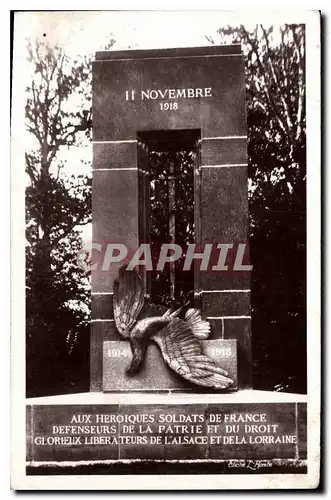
[16,11,245,56]
[15,10,310,56]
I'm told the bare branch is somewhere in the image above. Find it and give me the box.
[56,163,63,181]
[27,81,42,144]
[290,25,305,140]
[25,153,37,184]
[260,25,293,135]
[48,53,66,152]
[279,26,288,88]
[204,34,215,45]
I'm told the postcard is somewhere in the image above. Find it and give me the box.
[11,9,320,490]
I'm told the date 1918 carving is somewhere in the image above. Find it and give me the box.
[211,347,232,357]
[160,102,178,111]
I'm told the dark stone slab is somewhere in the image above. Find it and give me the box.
[26,405,120,463]
[117,405,166,460]
[206,403,300,460]
[93,52,246,141]
[116,403,210,461]
[201,166,249,243]
[201,291,251,317]
[95,44,242,60]
[91,294,114,320]
[297,403,307,460]
[199,165,251,297]
[103,339,238,392]
[92,169,139,293]
[201,270,251,292]
[196,240,251,292]
[90,321,120,392]
[93,142,137,170]
[201,137,247,166]
[91,320,120,343]
[224,318,252,389]
[26,402,307,464]
[161,403,209,460]
[207,318,224,339]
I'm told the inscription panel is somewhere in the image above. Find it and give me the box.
[103,339,238,392]
[93,47,246,141]
[26,402,307,467]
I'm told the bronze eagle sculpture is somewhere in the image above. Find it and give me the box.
[113,266,234,389]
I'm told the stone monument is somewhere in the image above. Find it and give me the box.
[25,45,307,477]
[91,44,251,392]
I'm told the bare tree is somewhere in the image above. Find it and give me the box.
[25,40,92,396]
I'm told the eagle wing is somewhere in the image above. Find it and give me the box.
[113,266,180,336]
[151,318,234,389]
[184,308,210,339]
[113,266,145,337]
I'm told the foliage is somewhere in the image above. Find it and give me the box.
[25,40,92,396]
[212,24,306,392]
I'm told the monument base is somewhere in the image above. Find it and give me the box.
[103,339,238,392]
[26,391,307,476]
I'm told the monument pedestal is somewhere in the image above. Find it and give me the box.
[103,339,238,392]
[26,390,307,475]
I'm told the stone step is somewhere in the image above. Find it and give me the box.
[102,339,238,392]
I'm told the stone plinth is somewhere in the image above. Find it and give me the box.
[103,339,238,392]
[26,399,307,472]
